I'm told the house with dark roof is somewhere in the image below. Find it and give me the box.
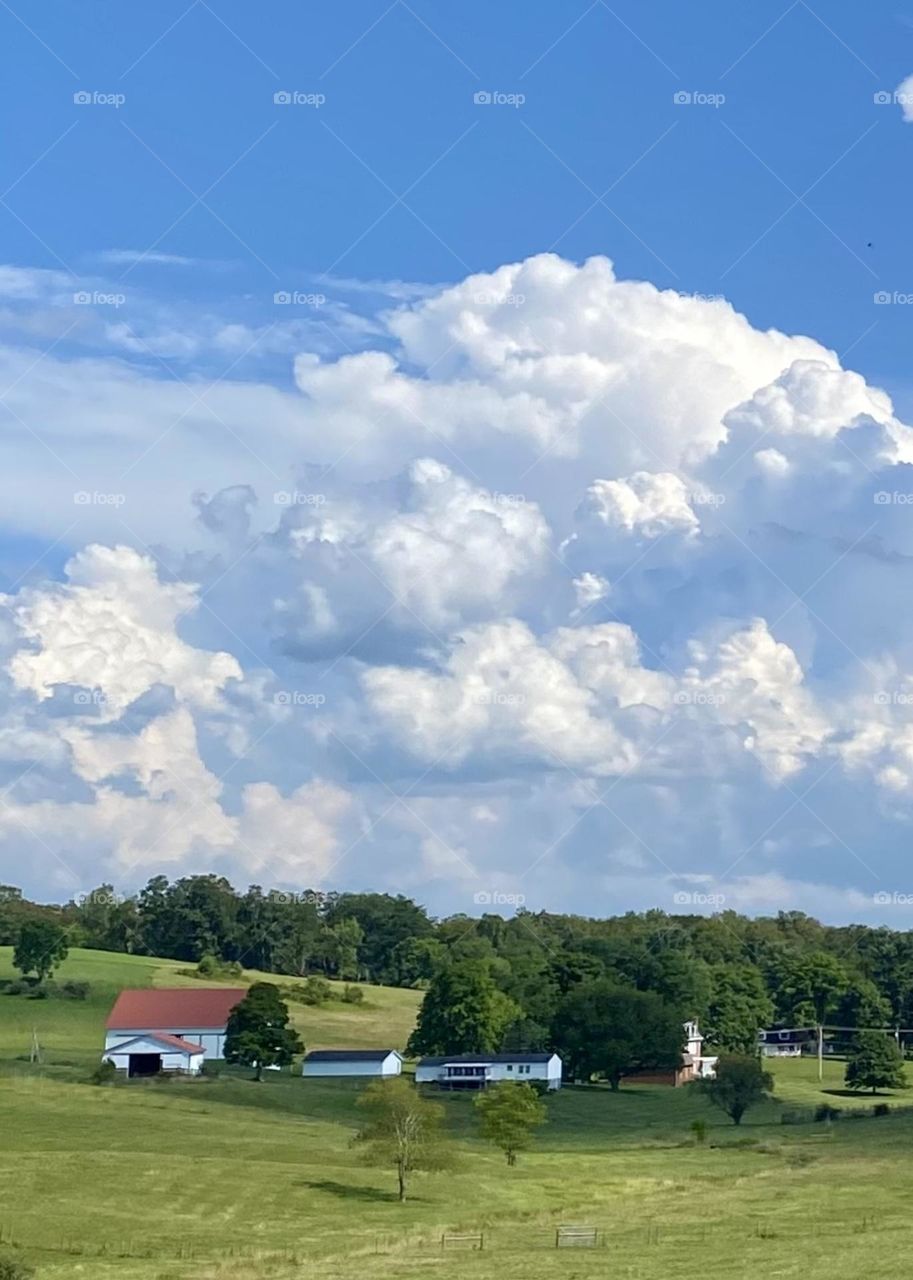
[414,1052,563,1090]
[104,988,246,1066]
[301,1049,403,1078]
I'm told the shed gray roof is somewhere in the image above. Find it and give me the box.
[304,1049,401,1062]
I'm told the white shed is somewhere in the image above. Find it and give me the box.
[103,1032,205,1077]
[415,1052,562,1090]
[302,1049,403,1078]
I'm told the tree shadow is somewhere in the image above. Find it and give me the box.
[297,1179,406,1203]
[821,1088,895,1098]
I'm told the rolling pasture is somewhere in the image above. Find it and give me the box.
[0,948,911,1279]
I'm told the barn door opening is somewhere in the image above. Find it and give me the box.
[128,1053,162,1078]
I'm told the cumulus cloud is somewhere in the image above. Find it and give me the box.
[5,545,241,714]
[896,74,913,123]
[2,251,913,916]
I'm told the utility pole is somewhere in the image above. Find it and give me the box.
[817,1023,823,1082]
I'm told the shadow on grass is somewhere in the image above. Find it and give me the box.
[821,1088,899,1099]
[298,1178,407,1203]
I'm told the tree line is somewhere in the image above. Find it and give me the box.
[5,877,913,1071]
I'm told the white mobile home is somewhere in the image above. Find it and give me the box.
[415,1052,562,1090]
[302,1049,403,1078]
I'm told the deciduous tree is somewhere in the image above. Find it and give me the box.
[474,1081,547,1165]
[13,919,69,982]
[845,1031,908,1094]
[353,1077,452,1201]
[223,983,303,1080]
[697,1054,773,1125]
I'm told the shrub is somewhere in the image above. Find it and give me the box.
[780,1109,812,1125]
[60,979,90,1000]
[196,953,220,977]
[90,1058,118,1086]
[342,984,365,1004]
[814,1103,841,1123]
[297,977,332,1006]
[690,1119,707,1144]
[873,1102,891,1117]
[0,1252,35,1280]
[195,955,243,979]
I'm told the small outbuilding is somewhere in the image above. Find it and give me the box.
[103,1032,205,1078]
[302,1049,403,1078]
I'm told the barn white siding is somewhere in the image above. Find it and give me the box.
[104,1029,226,1058]
[104,1035,204,1075]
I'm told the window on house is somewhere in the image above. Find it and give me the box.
[506,1064,513,1071]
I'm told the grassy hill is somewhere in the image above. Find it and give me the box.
[0,946,422,1066]
[2,948,913,1278]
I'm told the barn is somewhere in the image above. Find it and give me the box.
[104,1032,205,1078]
[104,988,246,1062]
[302,1049,403,1078]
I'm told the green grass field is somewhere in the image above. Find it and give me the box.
[1,948,912,1279]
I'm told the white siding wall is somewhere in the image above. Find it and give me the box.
[104,1036,204,1075]
[416,1055,563,1089]
[302,1053,401,1078]
[105,1029,225,1058]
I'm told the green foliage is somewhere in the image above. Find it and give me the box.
[60,979,90,1000]
[342,984,365,1004]
[690,1118,707,1144]
[90,1058,119,1086]
[474,1081,547,1165]
[698,1054,774,1125]
[353,1076,453,1201]
[0,1253,34,1280]
[408,960,520,1056]
[13,918,69,982]
[845,1031,908,1094]
[703,964,774,1053]
[772,950,850,1025]
[196,954,243,979]
[551,980,683,1089]
[223,982,304,1080]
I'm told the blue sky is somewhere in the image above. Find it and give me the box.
[3,1,913,922]
[4,2,912,381]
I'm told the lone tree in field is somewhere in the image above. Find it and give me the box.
[698,1054,773,1126]
[223,982,303,1081]
[845,1031,908,1094]
[474,1081,547,1166]
[353,1076,452,1202]
[13,919,69,982]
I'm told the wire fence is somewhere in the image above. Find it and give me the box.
[0,1213,902,1265]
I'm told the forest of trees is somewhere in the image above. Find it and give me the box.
[3,877,913,1065]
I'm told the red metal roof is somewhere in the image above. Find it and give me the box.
[106,987,246,1031]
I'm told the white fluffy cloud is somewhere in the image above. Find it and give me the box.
[3,252,913,917]
[5,545,241,714]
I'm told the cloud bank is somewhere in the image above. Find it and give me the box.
[2,252,912,921]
